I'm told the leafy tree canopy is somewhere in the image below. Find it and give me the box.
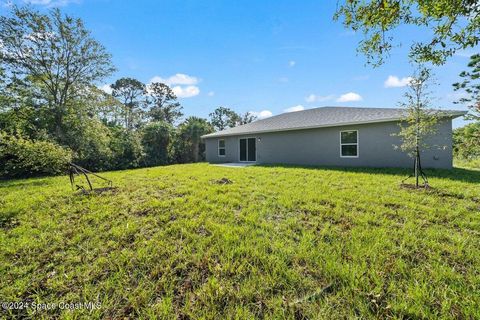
[453,122,480,159]
[175,117,213,163]
[141,121,174,166]
[0,5,115,141]
[147,82,183,124]
[111,78,146,130]
[238,111,257,125]
[335,0,480,66]
[209,106,241,131]
[453,53,480,120]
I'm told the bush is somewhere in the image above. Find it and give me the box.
[109,128,144,170]
[172,117,213,163]
[141,121,173,166]
[63,116,113,171]
[453,122,480,159]
[0,132,72,178]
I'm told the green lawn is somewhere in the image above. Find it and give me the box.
[1,163,479,319]
[454,158,480,171]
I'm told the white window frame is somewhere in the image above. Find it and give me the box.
[218,139,226,157]
[340,130,359,158]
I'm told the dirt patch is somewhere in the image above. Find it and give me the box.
[401,184,478,203]
[0,216,20,230]
[430,189,466,200]
[211,177,233,185]
[134,208,154,216]
[384,203,403,210]
[322,215,354,231]
[197,225,211,236]
[385,212,406,225]
[317,199,336,209]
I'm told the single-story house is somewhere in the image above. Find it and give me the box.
[201,106,466,169]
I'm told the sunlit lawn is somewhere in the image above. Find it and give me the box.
[1,163,479,319]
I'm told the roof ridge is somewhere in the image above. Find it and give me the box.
[202,106,466,138]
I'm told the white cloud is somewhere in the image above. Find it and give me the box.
[384,75,412,88]
[207,91,215,97]
[150,73,199,86]
[99,84,112,94]
[305,94,335,103]
[149,73,200,98]
[25,0,80,6]
[250,110,273,119]
[171,85,200,98]
[336,92,363,102]
[278,77,289,83]
[288,60,296,67]
[284,105,305,113]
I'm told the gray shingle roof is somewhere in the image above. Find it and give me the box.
[202,106,466,138]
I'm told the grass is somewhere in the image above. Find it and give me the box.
[454,157,480,171]
[1,163,479,319]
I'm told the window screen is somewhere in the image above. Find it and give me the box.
[340,130,358,157]
[218,139,226,156]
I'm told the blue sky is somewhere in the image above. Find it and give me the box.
[6,0,478,127]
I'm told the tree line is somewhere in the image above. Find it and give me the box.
[0,6,255,178]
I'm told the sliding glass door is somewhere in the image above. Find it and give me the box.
[239,138,256,162]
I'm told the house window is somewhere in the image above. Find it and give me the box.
[218,139,226,156]
[340,130,358,157]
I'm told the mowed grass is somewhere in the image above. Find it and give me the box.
[454,158,480,171]
[1,163,479,319]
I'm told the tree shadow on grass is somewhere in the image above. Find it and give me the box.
[0,176,53,189]
[254,164,480,184]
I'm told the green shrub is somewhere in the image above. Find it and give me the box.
[453,122,480,159]
[141,121,173,166]
[109,128,144,170]
[63,116,114,171]
[172,117,213,163]
[0,132,72,178]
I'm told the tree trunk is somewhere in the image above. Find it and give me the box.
[54,107,64,144]
[193,140,199,162]
[415,150,419,188]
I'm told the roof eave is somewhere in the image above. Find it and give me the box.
[201,111,467,139]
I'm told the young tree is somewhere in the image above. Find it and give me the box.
[147,82,183,124]
[395,67,439,188]
[209,106,241,131]
[0,6,115,141]
[334,1,480,66]
[453,53,480,120]
[111,78,146,130]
